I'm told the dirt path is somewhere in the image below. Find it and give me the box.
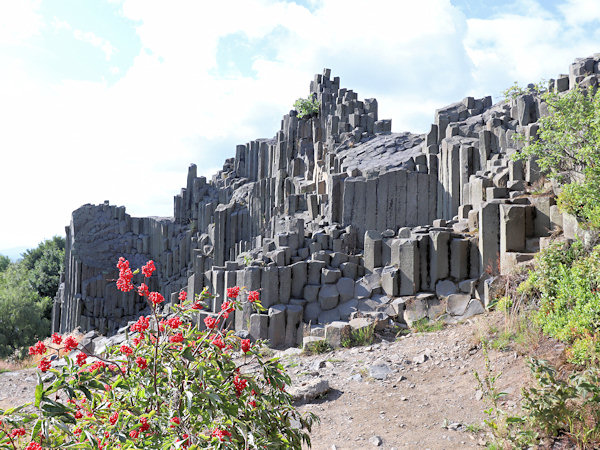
[0,312,551,449]
[0,368,38,411]
[287,313,531,449]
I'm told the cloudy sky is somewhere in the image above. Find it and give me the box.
[1,0,599,259]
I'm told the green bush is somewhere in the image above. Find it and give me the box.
[410,318,444,334]
[522,358,600,447]
[0,259,318,449]
[0,237,65,358]
[0,255,9,273]
[293,96,320,119]
[524,240,600,364]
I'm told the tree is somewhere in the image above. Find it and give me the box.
[0,254,9,273]
[515,85,600,228]
[0,262,51,358]
[21,236,65,299]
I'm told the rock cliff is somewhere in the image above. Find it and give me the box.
[52,54,600,347]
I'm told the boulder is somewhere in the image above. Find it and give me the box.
[436,279,458,298]
[446,294,472,316]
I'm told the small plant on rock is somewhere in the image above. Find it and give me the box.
[293,96,320,119]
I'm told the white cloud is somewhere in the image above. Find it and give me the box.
[51,16,116,60]
[465,3,600,99]
[559,0,600,25]
[0,0,42,45]
[73,29,116,60]
[1,0,600,252]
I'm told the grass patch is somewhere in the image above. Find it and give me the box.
[465,423,483,433]
[257,346,275,358]
[411,318,445,333]
[341,325,375,348]
[302,340,332,356]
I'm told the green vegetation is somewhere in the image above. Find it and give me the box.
[0,263,52,358]
[472,80,600,448]
[410,318,445,334]
[476,347,600,449]
[0,255,9,273]
[0,268,317,448]
[520,240,600,365]
[303,339,332,355]
[293,96,320,119]
[341,324,375,348]
[522,359,600,448]
[502,80,547,101]
[21,236,65,299]
[0,237,64,359]
[474,342,536,448]
[515,85,600,228]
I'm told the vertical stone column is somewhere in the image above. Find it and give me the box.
[235,267,261,332]
[364,231,382,273]
[450,238,469,280]
[429,231,450,290]
[376,171,389,231]
[260,265,279,309]
[479,201,501,275]
[406,172,418,226]
[365,177,378,231]
[398,239,420,295]
[499,204,526,273]
[416,172,430,225]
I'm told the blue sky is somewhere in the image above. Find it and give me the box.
[1,0,599,259]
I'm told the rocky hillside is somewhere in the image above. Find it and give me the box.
[52,54,600,353]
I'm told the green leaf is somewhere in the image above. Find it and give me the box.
[79,385,92,401]
[3,403,30,415]
[54,419,73,434]
[181,346,195,361]
[34,383,43,407]
[185,390,193,409]
[31,418,42,440]
[41,403,68,415]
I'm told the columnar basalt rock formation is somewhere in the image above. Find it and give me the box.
[53,54,600,347]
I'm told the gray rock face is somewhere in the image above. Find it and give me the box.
[56,54,594,347]
[436,279,458,298]
[336,277,355,302]
[321,268,341,284]
[268,305,287,348]
[319,284,340,311]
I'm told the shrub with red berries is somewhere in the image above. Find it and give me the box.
[0,258,316,449]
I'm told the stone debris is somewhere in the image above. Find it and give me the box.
[288,377,330,403]
[51,54,596,351]
[369,435,383,446]
[368,363,393,380]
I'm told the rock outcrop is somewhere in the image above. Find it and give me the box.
[53,54,600,347]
